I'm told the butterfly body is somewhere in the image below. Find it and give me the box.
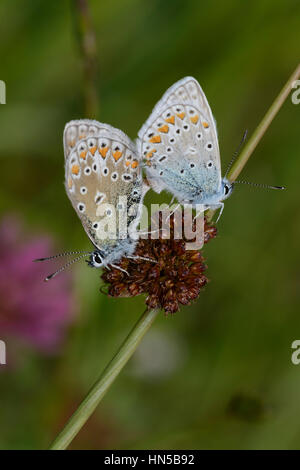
[64,119,148,269]
[145,155,232,207]
[138,77,233,212]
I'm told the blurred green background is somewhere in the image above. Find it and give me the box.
[0,0,300,450]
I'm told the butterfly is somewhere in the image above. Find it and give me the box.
[137,77,233,218]
[35,119,150,280]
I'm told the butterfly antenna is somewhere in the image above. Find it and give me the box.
[225,129,248,178]
[234,180,285,190]
[33,250,92,262]
[44,253,91,282]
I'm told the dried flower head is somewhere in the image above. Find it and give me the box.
[101,212,217,314]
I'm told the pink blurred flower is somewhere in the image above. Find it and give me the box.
[0,216,76,354]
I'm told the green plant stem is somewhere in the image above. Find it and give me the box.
[49,308,160,450]
[207,63,300,221]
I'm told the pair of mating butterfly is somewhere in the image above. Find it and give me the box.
[37,77,282,280]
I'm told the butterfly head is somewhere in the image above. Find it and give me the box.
[87,250,105,268]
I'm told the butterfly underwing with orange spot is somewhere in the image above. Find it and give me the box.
[64,119,149,271]
[137,77,233,217]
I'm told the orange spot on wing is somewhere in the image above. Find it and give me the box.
[80,150,87,160]
[125,160,131,167]
[131,161,138,169]
[99,146,109,158]
[158,124,169,133]
[176,112,185,120]
[90,146,97,156]
[113,150,122,161]
[190,115,199,124]
[149,135,161,143]
[71,164,79,175]
[165,115,175,124]
[202,121,209,128]
[146,149,157,159]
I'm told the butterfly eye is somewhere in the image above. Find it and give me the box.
[92,222,99,230]
[84,167,91,175]
[80,186,87,194]
[92,252,102,267]
[205,142,213,151]
[196,133,202,140]
[206,160,213,169]
[190,163,195,169]
[111,172,118,181]
[106,208,113,217]
[224,184,231,195]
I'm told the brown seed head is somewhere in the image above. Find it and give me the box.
[101,213,217,314]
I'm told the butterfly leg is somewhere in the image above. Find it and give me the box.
[192,206,205,223]
[204,203,224,223]
[126,255,157,263]
[110,264,129,276]
[138,228,160,235]
[215,203,224,223]
[138,228,169,238]
[166,203,181,222]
